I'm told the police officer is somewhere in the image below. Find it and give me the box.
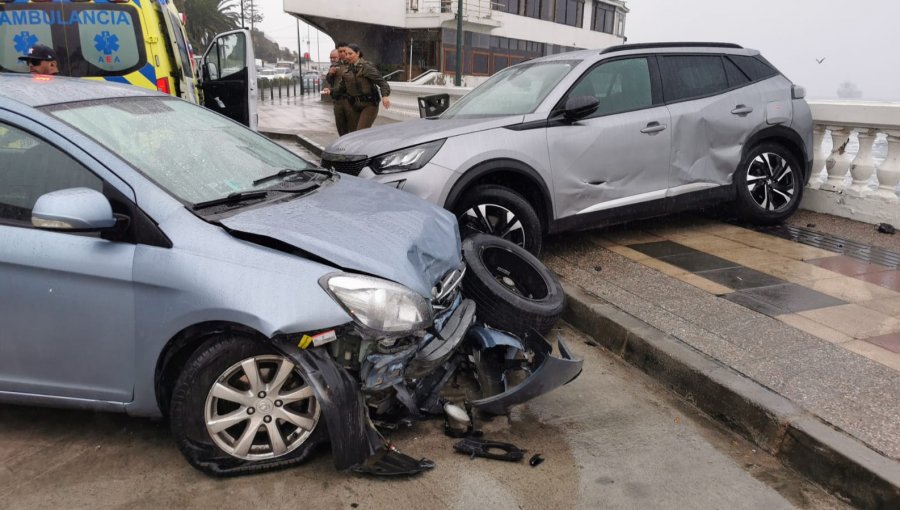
[18,44,59,76]
[329,43,391,133]
[322,43,353,136]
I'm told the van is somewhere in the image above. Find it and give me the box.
[0,0,257,128]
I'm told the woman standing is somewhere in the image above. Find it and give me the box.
[332,43,391,132]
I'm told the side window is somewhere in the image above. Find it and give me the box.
[218,33,246,80]
[569,57,652,116]
[724,57,751,88]
[728,55,778,82]
[659,55,729,102]
[0,123,103,226]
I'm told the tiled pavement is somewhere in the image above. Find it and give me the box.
[258,98,900,465]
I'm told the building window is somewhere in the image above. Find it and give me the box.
[591,2,616,34]
[472,51,490,75]
[524,0,541,18]
[555,0,584,27]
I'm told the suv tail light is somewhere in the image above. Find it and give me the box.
[791,85,806,100]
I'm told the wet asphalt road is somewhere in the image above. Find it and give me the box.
[0,324,846,510]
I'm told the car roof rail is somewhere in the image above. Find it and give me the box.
[600,42,744,55]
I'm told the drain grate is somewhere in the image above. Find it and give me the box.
[756,224,900,269]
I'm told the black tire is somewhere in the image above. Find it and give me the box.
[734,142,804,224]
[169,334,325,476]
[454,185,543,256]
[461,233,565,337]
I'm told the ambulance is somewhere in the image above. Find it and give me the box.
[0,0,257,128]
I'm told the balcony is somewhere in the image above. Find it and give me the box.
[406,0,502,27]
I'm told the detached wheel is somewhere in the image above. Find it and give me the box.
[734,143,804,224]
[170,334,324,476]
[454,185,543,255]
[462,233,564,337]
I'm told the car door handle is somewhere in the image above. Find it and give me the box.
[640,122,667,134]
[731,105,754,116]
[213,96,226,108]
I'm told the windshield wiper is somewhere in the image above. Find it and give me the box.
[252,168,306,186]
[253,166,335,186]
[192,190,268,210]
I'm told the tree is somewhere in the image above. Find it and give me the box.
[241,0,264,31]
[174,0,240,50]
[837,81,863,99]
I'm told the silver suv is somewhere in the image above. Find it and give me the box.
[323,43,813,254]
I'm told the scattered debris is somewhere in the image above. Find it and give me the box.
[877,223,896,235]
[350,446,435,477]
[529,454,545,467]
[806,223,816,228]
[594,265,603,272]
[453,438,526,462]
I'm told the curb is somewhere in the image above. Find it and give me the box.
[562,280,900,510]
[259,129,325,158]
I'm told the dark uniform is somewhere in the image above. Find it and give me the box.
[332,58,391,132]
[325,63,354,136]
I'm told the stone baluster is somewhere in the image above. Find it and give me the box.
[808,124,827,188]
[845,128,876,197]
[873,130,900,202]
[821,126,852,192]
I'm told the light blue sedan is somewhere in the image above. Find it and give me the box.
[0,74,581,476]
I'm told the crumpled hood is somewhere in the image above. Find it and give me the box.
[221,175,461,298]
[324,115,524,158]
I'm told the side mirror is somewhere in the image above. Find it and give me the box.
[205,61,219,81]
[32,188,117,231]
[563,95,600,122]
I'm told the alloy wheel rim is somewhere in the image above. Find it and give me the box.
[746,152,796,212]
[204,355,319,461]
[460,203,527,248]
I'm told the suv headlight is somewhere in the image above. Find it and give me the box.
[321,273,433,335]
[370,140,445,174]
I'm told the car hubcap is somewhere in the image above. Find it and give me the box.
[460,203,527,248]
[205,355,319,461]
[746,153,796,212]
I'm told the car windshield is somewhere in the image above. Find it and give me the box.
[46,97,318,205]
[440,61,578,119]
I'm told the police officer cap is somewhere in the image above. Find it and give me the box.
[18,44,57,62]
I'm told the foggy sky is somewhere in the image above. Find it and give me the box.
[254,0,900,101]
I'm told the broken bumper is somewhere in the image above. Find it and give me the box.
[469,327,583,415]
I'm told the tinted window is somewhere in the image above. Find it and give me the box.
[569,57,652,116]
[660,55,729,102]
[729,55,778,81]
[724,57,750,88]
[0,123,102,225]
[0,4,145,76]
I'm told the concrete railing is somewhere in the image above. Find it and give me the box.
[806,101,900,226]
[381,82,472,120]
[407,0,497,19]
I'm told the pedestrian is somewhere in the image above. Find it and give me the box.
[322,43,353,136]
[18,44,59,76]
[329,43,391,132]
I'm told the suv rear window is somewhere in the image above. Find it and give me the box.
[728,55,778,82]
[659,55,729,103]
[0,3,145,76]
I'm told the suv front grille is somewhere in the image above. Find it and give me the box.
[321,152,370,176]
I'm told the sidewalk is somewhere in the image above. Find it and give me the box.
[258,97,900,508]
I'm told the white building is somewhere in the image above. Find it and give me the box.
[282,0,628,83]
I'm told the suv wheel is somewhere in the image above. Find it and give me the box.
[734,143,804,224]
[454,185,543,255]
[170,334,324,475]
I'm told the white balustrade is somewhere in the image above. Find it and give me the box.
[807,101,900,225]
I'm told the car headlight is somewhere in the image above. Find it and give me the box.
[370,140,445,174]
[321,273,433,335]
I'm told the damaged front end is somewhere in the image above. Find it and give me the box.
[270,266,582,476]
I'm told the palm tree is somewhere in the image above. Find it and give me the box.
[175,0,241,50]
